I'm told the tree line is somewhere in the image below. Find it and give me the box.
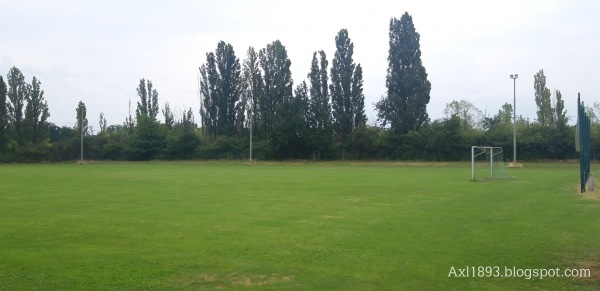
[0,13,594,162]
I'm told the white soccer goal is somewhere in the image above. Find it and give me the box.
[471,146,507,181]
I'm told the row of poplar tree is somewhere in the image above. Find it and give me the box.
[0,67,50,160]
[0,13,593,162]
[196,13,430,159]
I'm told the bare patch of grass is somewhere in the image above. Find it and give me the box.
[230,273,294,286]
[174,273,294,288]
[571,259,600,283]
[582,190,600,201]
[345,161,452,167]
[471,176,518,183]
[254,160,457,167]
[573,184,600,201]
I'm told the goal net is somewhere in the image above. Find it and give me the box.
[471,146,507,181]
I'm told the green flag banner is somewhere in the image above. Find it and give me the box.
[577,93,591,193]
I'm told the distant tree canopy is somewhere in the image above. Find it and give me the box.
[0,13,587,162]
[444,99,483,131]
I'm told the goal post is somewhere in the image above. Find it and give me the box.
[471,146,506,181]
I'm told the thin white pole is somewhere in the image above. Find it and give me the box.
[471,146,475,181]
[510,74,518,165]
[490,147,493,177]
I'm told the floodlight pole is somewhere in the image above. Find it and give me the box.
[510,74,518,165]
[249,106,253,163]
[80,110,84,163]
[248,83,253,164]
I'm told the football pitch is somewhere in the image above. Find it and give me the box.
[0,161,598,290]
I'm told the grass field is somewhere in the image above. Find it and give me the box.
[0,161,599,290]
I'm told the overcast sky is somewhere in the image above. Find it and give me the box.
[1,0,598,129]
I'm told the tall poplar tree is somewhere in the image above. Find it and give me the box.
[308,51,331,130]
[75,101,89,136]
[330,29,365,143]
[0,76,7,152]
[533,69,553,127]
[199,52,218,136]
[162,102,174,129]
[215,41,242,135]
[124,100,135,136]
[24,76,50,143]
[351,64,366,129]
[75,101,87,162]
[6,67,27,145]
[308,50,332,154]
[376,13,431,135]
[242,46,264,136]
[199,41,242,136]
[259,40,293,140]
[136,79,159,120]
[99,112,107,133]
[554,90,567,129]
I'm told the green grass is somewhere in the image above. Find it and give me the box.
[0,161,599,290]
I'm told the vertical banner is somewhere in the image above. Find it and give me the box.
[578,93,591,193]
